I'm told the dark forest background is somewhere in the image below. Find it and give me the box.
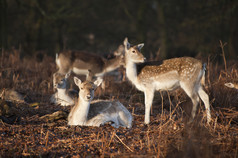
[1,0,238,60]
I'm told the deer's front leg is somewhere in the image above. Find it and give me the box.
[144,89,155,124]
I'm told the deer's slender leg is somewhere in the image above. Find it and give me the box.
[144,89,155,124]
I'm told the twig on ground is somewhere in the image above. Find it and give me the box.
[114,134,133,152]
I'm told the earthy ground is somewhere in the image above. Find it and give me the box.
[0,50,237,157]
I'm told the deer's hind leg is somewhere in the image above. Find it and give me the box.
[86,114,110,127]
[118,111,133,128]
[180,82,200,122]
[198,86,211,123]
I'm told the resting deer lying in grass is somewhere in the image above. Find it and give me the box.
[0,88,25,103]
[123,38,211,124]
[224,82,238,90]
[53,46,124,90]
[68,77,133,128]
[50,72,78,106]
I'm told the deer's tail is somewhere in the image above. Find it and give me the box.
[201,63,206,86]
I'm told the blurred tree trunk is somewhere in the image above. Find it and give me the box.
[36,20,43,50]
[156,2,167,59]
[228,20,237,59]
[228,5,238,59]
[119,0,147,54]
[0,0,7,51]
[136,1,147,46]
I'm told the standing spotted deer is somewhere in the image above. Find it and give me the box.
[123,38,211,124]
[68,77,133,128]
[53,46,124,90]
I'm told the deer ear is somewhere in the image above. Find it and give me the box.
[137,43,144,51]
[123,37,130,50]
[114,45,125,56]
[94,78,103,87]
[86,70,93,81]
[65,71,71,79]
[74,77,82,87]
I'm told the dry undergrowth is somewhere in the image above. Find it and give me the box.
[0,49,237,157]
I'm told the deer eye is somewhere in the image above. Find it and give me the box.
[132,50,136,53]
[81,88,84,90]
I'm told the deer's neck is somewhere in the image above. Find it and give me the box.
[56,89,74,106]
[57,89,69,99]
[57,89,72,100]
[103,57,121,74]
[126,60,139,86]
[71,98,91,125]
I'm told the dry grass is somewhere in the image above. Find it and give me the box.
[0,49,237,157]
